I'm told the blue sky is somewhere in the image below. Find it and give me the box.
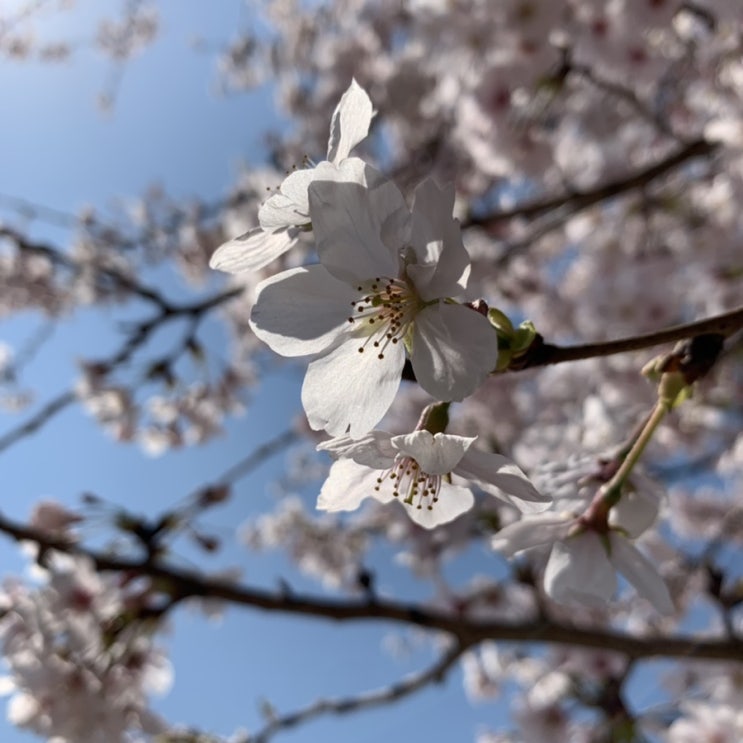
[0,3,517,741]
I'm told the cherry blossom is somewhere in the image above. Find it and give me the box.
[491,491,674,614]
[5,2,743,741]
[209,79,374,273]
[0,555,170,743]
[317,429,550,529]
[250,175,499,436]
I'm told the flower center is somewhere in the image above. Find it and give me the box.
[374,456,441,511]
[347,277,419,360]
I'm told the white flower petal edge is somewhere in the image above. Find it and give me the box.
[408,483,474,529]
[259,157,371,233]
[249,265,357,357]
[411,303,499,402]
[318,458,395,512]
[491,513,572,557]
[317,430,397,468]
[544,534,617,607]
[608,533,674,614]
[316,430,549,528]
[302,337,405,438]
[309,175,406,284]
[457,448,552,513]
[208,227,297,273]
[390,431,475,475]
[326,78,374,164]
[407,179,471,299]
[210,80,372,273]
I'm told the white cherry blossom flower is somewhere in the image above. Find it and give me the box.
[250,175,499,437]
[492,497,674,614]
[317,430,550,529]
[210,79,374,273]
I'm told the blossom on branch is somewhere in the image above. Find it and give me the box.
[492,482,674,614]
[317,429,550,529]
[209,79,374,273]
[0,554,170,743]
[250,176,499,436]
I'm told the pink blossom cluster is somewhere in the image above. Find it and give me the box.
[0,555,170,743]
[0,1,742,741]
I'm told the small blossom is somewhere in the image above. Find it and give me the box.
[29,500,82,539]
[210,79,374,273]
[317,430,550,529]
[492,487,674,614]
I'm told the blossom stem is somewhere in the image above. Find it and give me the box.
[415,402,450,435]
[599,398,669,509]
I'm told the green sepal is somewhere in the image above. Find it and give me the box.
[487,307,514,336]
[658,370,692,409]
[512,320,537,355]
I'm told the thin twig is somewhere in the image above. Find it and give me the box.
[250,642,468,743]
[469,137,716,228]
[213,428,300,488]
[0,390,75,455]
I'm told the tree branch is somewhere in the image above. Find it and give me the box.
[0,512,740,664]
[513,306,743,370]
[249,641,468,743]
[210,427,300,489]
[0,389,75,455]
[469,137,717,228]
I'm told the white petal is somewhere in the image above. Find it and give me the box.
[390,431,475,475]
[609,482,662,538]
[258,159,371,232]
[491,513,572,557]
[544,534,616,607]
[327,79,374,163]
[404,482,475,529]
[317,430,396,468]
[411,303,499,401]
[302,334,405,437]
[209,227,296,273]
[407,179,471,300]
[309,177,406,284]
[608,533,674,614]
[249,265,354,356]
[258,170,315,230]
[457,448,552,512]
[7,692,38,726]
[317,459,393,512]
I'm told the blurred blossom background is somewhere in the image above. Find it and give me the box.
[1,1,743,742]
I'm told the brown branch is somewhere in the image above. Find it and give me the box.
[250,641,468,743]
[469,137,717,228]
[99,285,244,369]
[211,428,299,488]
[0,225,170,310]
[513,306,743,370]
[0,282,244,456]
[0,390,75,455]
[0,512,741,664]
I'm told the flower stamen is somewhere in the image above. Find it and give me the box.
[346,277,419,359]
[374,456,442,511]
